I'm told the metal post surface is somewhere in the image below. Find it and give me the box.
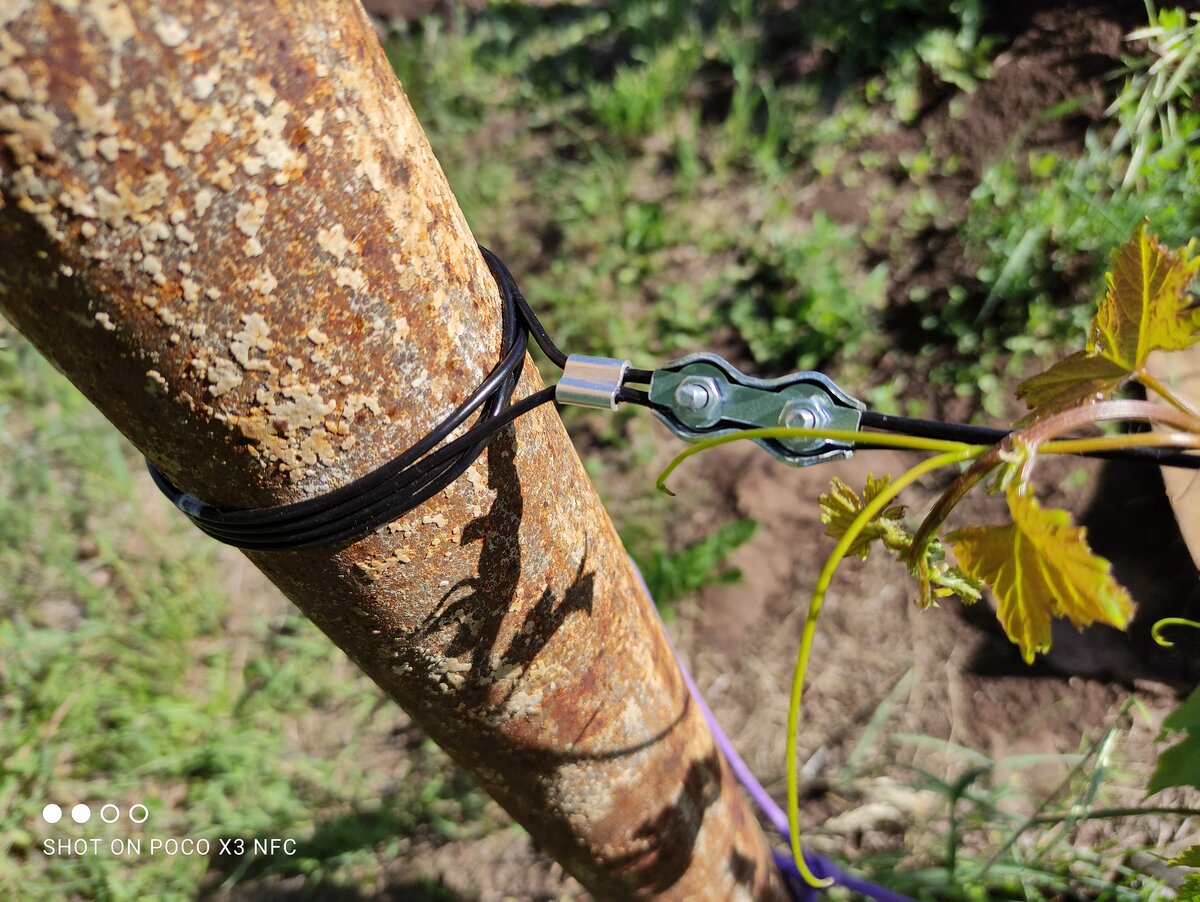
[0,3,785,897]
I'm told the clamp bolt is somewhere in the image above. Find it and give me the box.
[671,375,723,428]
[674,380,711,411]
[778,398,831,452]
[780,403,819,431]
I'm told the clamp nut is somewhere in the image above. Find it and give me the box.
[778,397,832,452]
[672,375,722,428]
[674,380,711,411]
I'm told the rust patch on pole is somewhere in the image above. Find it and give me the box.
[0,3,785,897]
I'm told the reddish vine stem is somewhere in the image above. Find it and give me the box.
[909,399,1200,564]
[1020,399,1200,443]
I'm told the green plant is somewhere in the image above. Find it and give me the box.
[866,6,995,123]
[834,705,1188,901]
[727,213,889,372]
[0,341,491,899]
[628,518,757,610]
[658,224,1200,890]
[1111,3,1200,187]
[1170,844,1200,901]
[963,4,1200,377]
[1148,675,1200,892]
[1149,681,1200,795]
[709,0,790,175]
[805,0,996,123]
[587,34,702,142]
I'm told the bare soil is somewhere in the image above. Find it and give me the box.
[667,2,1200,881]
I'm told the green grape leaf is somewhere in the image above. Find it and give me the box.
[819,475,906,560]
[822,476,983,607]
[947,489,1136,664]
[1149,684,1200,794]
[1088,221,1200,370]
[1015,351,1129,416]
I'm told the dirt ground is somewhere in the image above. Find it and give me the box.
[667,1,1200,891]
[222,449,1200,902]
[224,3,1200,899]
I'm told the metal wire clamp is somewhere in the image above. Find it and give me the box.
[556,355,631,411]
[647,352,865,466]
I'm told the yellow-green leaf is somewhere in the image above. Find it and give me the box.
[1088,221,1200,371]
[1015,351,1129,415]
[819,475,905,560]
[947,490,1136,663]
[908,546,982,609]
[1015,225,1198,416]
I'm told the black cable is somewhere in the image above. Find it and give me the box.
[147,247,561,551]
[621,392,1199,469]
[616,386,655,407]
[149,248,1199,551]
[861,410,1200,469]
[485,249,570,369]
[149,387,557,550]
[860,411,1009,445]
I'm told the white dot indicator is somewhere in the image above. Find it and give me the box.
[100,804,120,824]
[42,804,63,825]
[71,804,91,824]
[129,804,149,824]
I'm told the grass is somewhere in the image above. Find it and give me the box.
[0,337,494,900]
[384,0,1198,411]
[961,3,1200,388]
[381,0,934,376]
[626,517,758,616]
[830,697,1190,902]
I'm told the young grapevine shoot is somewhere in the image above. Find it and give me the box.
[659,221,1200,888]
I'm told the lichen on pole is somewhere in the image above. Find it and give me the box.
[0,2,785,897]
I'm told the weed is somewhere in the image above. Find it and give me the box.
[963,5,1200,374]
[815,669,1188,901]
[727,213,890,373]
[1111,4,1200,187]
[587,33,702,143]
[806,0,995,122]
[852,714,1179,901]
[627,518,758,612]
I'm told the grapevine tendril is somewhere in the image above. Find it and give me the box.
[1151,617,1200,647]
[786,448,978,887]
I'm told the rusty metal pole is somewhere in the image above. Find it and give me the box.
[0,3,785,897]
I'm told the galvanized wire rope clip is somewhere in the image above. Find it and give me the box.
[647,352,865,466]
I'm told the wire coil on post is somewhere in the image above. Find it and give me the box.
[147,248,1199,552]
[146,247,559,551]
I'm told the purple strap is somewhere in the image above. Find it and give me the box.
[636,562,916,902]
